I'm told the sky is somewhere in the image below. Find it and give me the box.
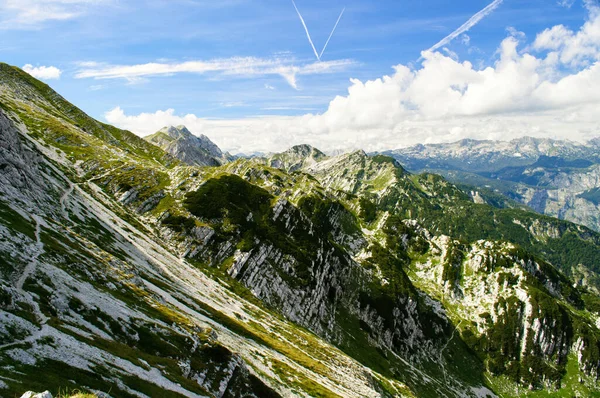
[1,0,600,154]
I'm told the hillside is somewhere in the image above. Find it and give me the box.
[1,63,600,397]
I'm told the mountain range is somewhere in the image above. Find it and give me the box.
[383,138,600,234]
[1,62,600,398]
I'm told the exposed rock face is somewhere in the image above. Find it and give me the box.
[410,234,599,389]
[0,112,60,215]
[145,125,232,167]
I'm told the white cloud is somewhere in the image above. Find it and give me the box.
[75,57,355,89]
[22,64,62,80]
[106,6,600,154]
[533,1,600,66]
[0,0,107,28]
[220,101,246,108]
[557,0,576,8]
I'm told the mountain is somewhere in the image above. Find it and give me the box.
[267,144,326,172]
[0,63,411,398]
[1,62,600,397]
[145,125,232,167]
[384,138,600,233]
[387,137,600,173]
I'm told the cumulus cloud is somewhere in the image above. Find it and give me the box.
[106,5,600,154]
[533,2,600,66]
[75,57,355,89]
[22,64,62,80]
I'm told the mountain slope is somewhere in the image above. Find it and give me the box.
[145,125,232,167]
[1,63,600,397]
[0,66,414,397]
[155,150,600,395]
[296,151,600,394]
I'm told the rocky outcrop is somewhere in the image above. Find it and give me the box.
[20,392,53,398]
[411,231,600,390]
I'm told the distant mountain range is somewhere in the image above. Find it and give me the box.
[383,137,600,233]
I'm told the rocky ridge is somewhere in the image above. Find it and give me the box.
[145,125,232,167]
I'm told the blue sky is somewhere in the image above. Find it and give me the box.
[1,0,599,153]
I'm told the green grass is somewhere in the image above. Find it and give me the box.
[56,388,98,398]
[486,355,600,397]
[0,200,36,240]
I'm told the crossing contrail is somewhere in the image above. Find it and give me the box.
[420,0,504,60]
[320,7,346,60]
[291,0,321,61]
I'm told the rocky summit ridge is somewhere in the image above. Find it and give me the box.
[145,125,232,167]
[1,62,600,398]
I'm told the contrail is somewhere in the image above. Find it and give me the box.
[319,7,345,60]
[421,0,504,58]
[291,0,321,61]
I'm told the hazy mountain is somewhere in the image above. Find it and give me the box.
[386,137,600,173]
[1,62,600,398]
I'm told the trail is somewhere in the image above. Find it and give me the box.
[2,215,49,351]
[59,183,74,219]
[440,320,463,384]
[15,215,43,290]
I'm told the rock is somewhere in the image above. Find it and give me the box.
[20,392,53,398]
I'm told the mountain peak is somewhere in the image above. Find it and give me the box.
[268,144,327,172]
[287,144,326,158]
[146,126,230,167]
[159,125,193,139]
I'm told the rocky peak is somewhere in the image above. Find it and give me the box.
[288,144,326,158]
[268,144,327,172]
[160,125,193,140]
[145,125,230,167]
